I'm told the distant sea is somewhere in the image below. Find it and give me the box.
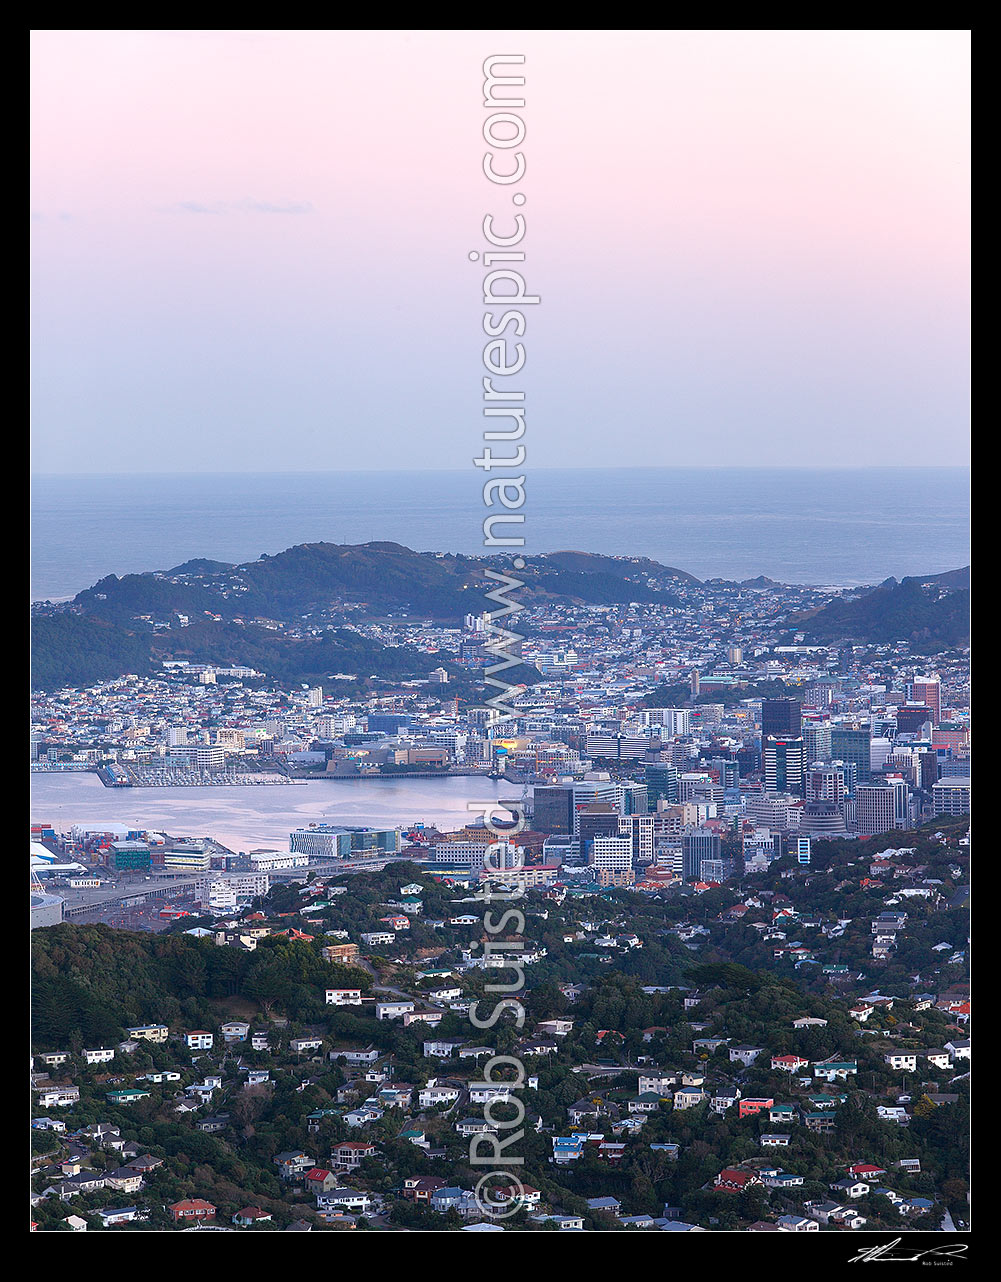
[30,468,970,602]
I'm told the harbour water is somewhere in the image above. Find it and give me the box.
[29,771,518,852]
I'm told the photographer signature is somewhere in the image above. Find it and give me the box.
[848,1238,967,1264]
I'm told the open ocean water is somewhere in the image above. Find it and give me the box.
[30,467,970,602]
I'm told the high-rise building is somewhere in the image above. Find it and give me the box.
[762,698,802,739]
[642,708,690,736]
[802,721,832,763]
[906,676,941,727]
[895,705,934,737]
[805,763,849,806]
[619,813,655,862]
[645,763,679,806]
[590,835,633,873]
[883,774,910,827]
[682,827,721,881]
[931,778,971,816]
[699,857,734,884]
[763,736,805,797]
[578,805,621,860]
[854,783,897,836]
[532,785,575,835]
[831,725,872,783]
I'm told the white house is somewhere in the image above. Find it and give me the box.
[326,989,364,1006]
[376,1000,415,1021]
[83,1048,116,1065]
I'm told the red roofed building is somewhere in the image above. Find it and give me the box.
[847,1163,886,1178]
[169,1199,216,1223]
[402,1175,448,1202]
[738,1097,774,1118]
[715,1168,762,1192]
[771,1054,809,1072]
[305,1168,340,1193]
[232,1207,272,1226]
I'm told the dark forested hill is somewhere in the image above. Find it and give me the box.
[790,572,970,650]
[31,541,690,689]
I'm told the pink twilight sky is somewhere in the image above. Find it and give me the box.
[30,29,970,473]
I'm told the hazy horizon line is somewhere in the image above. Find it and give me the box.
[31,463,972,479]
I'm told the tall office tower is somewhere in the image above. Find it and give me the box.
[896,705,935,737]
[726,644,743,665]
[708,757,740,790]
[679,772,713,803]
[870,737,894,774]
[829,758,857,797]
[577,805,621,860]
[763,736,805,797]
[854,783,898,836]
[589,835,634,873]
[805,763,848,807]
[620,781,649,815]
[883,750,923,789]
[690,669,700,697]
[653,838,683,873]
[931,777,971,816]
[735,745,761,775]
[699,857,734,883]
[762,697,803,739]
[697,703,725,729]
[308,686,323,707]
[906,675,941,727]
[642,707,690,736]
[804,680,839,709]
[802,721,832,763]
[883,774,910,827]
[745,791,796,831]
[620,813,655,862]
[532,785,575,835]
[682,827,721,880]
[831,725,872,783]
[795,836,812,865]
[919,750,939,790]
[645,762,679,805]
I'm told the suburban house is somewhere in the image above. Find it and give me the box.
[326,988,364,1006]
[376,1000,415,1020]
[169,1199,216,1223]
[714,1168,762,1192]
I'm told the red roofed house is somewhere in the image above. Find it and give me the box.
[847,1163,886,1178]
[305,1168,340,1194]
[715,1169,762,1192]
[402,1176,448,1203]
[738,1097,774,1118]
[771,1054,809,1073]
[169,1199,216,1223]
[232,1207,272,1226]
